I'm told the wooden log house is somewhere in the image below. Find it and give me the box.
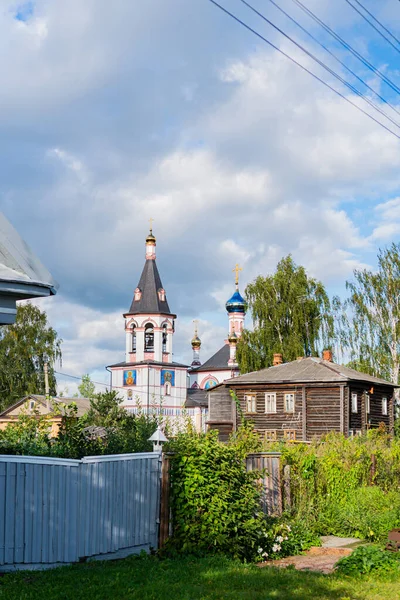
[207,352,396,442]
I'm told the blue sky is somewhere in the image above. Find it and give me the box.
[1,0,400,393]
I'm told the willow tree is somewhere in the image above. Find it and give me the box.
[339,243,400,385]
[0,303,62,410]
[236,256,334,374]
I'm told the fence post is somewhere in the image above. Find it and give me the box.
[159,453,171,549]
[283,464,291,511]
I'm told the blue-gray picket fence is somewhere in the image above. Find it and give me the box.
[0,452,161,571]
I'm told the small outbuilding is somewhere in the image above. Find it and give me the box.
[0,212,58,324]
[208,353,396,442]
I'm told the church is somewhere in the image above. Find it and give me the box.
[107,226,246,427]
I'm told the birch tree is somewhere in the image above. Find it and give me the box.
[341,243,400,387]
[237,256,335,373]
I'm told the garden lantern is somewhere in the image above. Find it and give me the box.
[148,426,168,453]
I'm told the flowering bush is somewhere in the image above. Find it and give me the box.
[254,519,320,562]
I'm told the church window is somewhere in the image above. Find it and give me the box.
[131,324,137,352]
[162,324,168,353]
[165,382,171,396]
[158,289,166,301]
[145,323,154,352]
[134,288,142,301]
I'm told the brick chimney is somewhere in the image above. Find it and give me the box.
[273,353,283,366]
[322,349,333,362]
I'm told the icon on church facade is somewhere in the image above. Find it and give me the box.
[161,369,175,387]
[204,379,217,390]
[123,370,137,386]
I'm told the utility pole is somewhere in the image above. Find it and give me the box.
[44,361,50,411]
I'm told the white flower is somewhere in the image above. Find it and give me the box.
[262,552,268,558]
[257,547,263,554]
[286,525,291,532]
[284,536,288,541]
[276,535,283,543]
[272,543,281,553]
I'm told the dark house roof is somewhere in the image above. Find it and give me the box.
[126,259,174,316]
[218,357,397,387]
[185,388,208,408]
[191,344,237,372]
[107,359,189,369]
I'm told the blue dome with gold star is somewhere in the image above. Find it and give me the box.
[226,289,246,313]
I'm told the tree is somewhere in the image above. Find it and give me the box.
[237,255,334,373]
[0,303,62,411]
[338,243,400,386]
[78,374,96,399]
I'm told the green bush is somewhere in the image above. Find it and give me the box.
[336,545,400,575]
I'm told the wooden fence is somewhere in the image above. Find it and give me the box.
[246,453,282,516]
[0,452,161,571]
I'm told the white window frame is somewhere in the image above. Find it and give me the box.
[29,400,35,410]
[265,392,277,414]
[382,397,388,416]
[365,392,370,414]
[165,382,171,396]
[284,393,295,413]
[245,394,257,414]
[351,392,358,413]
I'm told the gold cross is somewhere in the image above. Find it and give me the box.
[149,217,154,231]
[193,319,199,335]
[233,263,242,286]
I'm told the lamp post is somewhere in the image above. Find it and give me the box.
[148,426,168,453]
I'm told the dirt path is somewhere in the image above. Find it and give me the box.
[258,536,361,574]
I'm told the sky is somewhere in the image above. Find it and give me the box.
[2,0,400,394]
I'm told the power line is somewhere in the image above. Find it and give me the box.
[55,370,115,390]
[349,0,400,48]
[206,0,400,141]
[264,0,400,119]
[289,0,400,96]
[238,0,400,130]
[344,0,400,54]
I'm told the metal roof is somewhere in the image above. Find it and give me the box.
[185,388,208,408]
[0,395,91,417]
[0,212,58,295]
[191,344,236,372]
[220,357,396,387]
[127,259,173,315]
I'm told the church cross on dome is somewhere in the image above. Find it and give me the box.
[149,217,154,232]
[233,263,242,288]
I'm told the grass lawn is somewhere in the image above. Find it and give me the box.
[1,554,400,600]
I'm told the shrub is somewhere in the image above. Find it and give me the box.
[336,545,400,575]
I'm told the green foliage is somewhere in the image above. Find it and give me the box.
[336,545,400,576]
[336,243,400,384]
[78,374,96,399]
[269,432,400,541]
[0,303,62,411]
[0,391,160,458]
[163,429,266,561]
[237,255,334,373]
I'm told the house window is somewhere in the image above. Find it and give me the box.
[144,323,154,352]
[29,400,35,410]
[265,393,276,414]
[265,430,277,442]
[284,393,295,413]
[131,324,137,353]
[245,394,257,414]
[351,392,358,413]
[365,392,370,414]
[165,382,171,396]
[284,429,296,441]
[382,397,388,416]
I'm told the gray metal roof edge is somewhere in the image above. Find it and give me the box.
[107,360,189,369]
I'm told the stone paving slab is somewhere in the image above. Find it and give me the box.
[320,535,360,548]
